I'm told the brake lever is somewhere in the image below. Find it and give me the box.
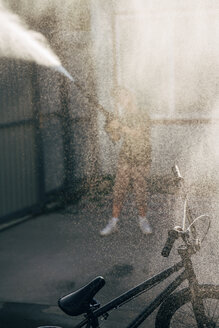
[193,238,201,251]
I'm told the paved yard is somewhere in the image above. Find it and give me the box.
[0,190,218,327]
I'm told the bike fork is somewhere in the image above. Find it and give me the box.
[178,246,210,328]
[190,287,211,328]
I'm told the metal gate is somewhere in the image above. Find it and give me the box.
[0,59,69,222]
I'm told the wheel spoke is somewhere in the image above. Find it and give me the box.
[160,289,219,328]
[176,306,195,320]
[211,298,219,323]
[171,316,196,328]
[170,303,197,327]
[203,299,211,318]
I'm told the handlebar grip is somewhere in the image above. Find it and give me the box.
[161,230,179,257]
[172,165,183,179]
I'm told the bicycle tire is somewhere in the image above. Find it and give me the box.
[155,284,219,328]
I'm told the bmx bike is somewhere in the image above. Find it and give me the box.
[38,166,219,328]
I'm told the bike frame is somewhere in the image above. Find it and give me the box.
[74,259,188,328]
[72,167,209,328]
[74,236,209,328]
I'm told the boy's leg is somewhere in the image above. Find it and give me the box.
[100,162,131,236]
[132,164,152,234]
[112,162,131,217]
[132,165,149,214]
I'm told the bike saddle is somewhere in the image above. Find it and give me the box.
[58,276,105,316]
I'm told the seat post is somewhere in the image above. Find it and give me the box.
[86,307,100,328]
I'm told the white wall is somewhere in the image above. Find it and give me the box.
[90,0,219,185]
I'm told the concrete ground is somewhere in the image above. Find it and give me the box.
[0,190,218,328]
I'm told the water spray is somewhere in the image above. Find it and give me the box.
[54,66,75,82]
[0,0,98,105]
[0,0,74,82]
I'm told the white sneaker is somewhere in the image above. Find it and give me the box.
[139,216,152,234]
[100,218,118,236]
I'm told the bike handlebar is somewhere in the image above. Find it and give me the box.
[162,165,208,257]
[161,229,179,257]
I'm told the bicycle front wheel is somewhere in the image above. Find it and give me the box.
[155,284,219,328]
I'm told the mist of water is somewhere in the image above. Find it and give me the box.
[116,1,218,116]
[0,0,217,292]
[91,0,219,175]
[0,0,74,81]
[90,1,219,265]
